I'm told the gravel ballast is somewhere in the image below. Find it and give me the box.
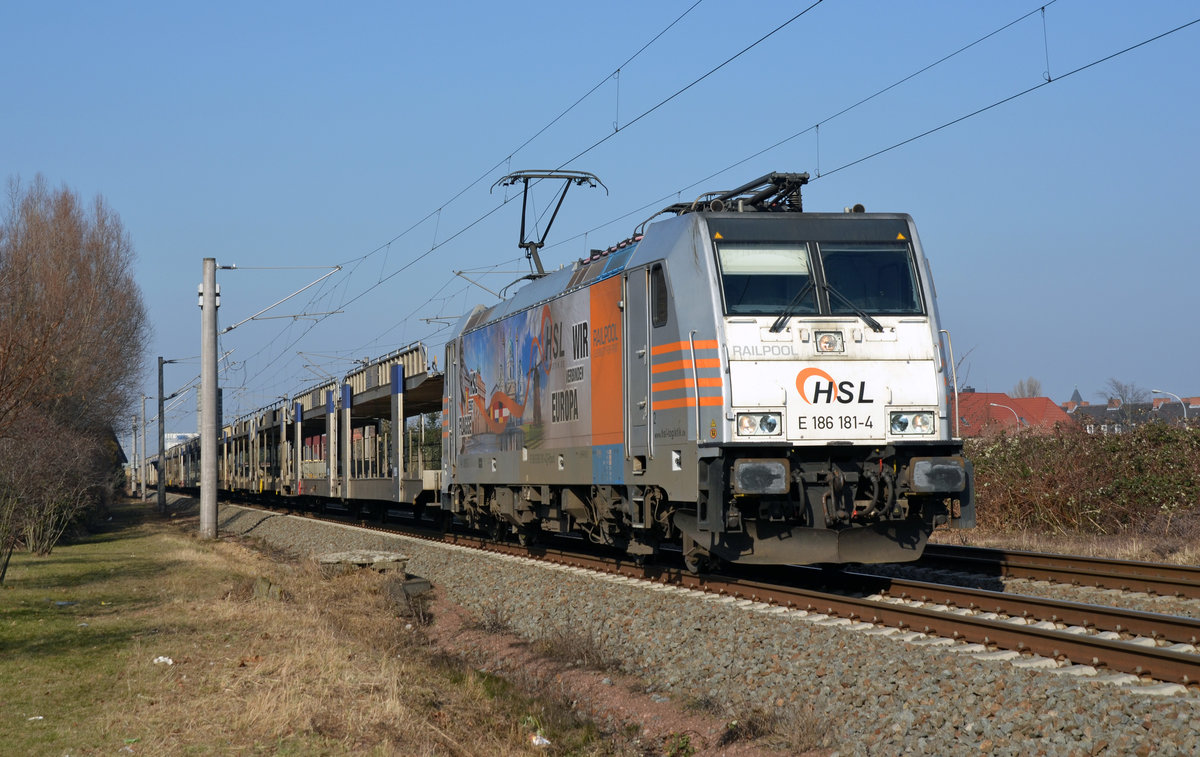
[216,503,1200,756]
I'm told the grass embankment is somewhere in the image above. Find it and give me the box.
[1,501,602,755]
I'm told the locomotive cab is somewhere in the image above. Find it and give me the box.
[668,207,973,568]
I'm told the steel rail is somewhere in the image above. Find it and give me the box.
[922,544,1200,599]
[837,571,1200,647]
[680,573,1200,686]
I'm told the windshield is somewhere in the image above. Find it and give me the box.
[821,243,922,315]
[717,242,815,315]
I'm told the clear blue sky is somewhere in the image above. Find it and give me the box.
[3,1,1197,452]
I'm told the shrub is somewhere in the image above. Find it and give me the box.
[966,422,1200,535]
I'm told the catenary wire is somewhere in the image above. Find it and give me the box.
[819,15,1199,178]
[552,0,826,170]
[544,4,1192,253]
[330,1,709,271]
[222,8,1198,420]
[223,3,823,407]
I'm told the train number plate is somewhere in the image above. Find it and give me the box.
[799,415,874,431]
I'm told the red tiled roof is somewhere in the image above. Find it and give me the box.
[1154,396,1200,409]
[1012,396,1075,426]
[953,392,1073,437]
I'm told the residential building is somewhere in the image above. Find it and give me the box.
[952,388,1073,437]
[1061,388,1196,434]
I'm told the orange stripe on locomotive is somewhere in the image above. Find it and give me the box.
[589,276,623,446]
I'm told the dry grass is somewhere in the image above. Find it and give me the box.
[684,696,829,754]
[1,500,618,756]
[471,603,624,673]
[115,545,536,754]
[531,623,624,673]
[932,523,1200,565]
[473,599,515,634]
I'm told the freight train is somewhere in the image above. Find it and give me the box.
[161,171,973,571]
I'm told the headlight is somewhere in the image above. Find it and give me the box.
[736,412,782,436]
[815,331,843,353]
[890,411,935,435]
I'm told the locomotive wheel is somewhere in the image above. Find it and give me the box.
[681,533,711,574]
[436,510,453,534]
[485,520,501,541]
[517,524,541,547]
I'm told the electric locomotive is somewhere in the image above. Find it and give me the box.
[442,171,973,570]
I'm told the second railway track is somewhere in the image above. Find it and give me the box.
[919,543,1200,599]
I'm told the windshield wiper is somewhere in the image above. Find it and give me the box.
[824,284,884,332]
[769,280,815,333]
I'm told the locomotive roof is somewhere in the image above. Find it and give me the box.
[452,171,921,337]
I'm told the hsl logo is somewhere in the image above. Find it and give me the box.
[795,367,874,404]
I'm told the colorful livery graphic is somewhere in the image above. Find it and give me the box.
[455,275,623,457]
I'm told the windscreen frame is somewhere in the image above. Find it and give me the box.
[708,215,927,318]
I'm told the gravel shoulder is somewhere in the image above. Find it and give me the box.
[207,499,1200,756]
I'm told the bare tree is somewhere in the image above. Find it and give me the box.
[0,407,115,581]
[0,176,149,576]
[0,176,149,435]
[1100,378,1149,405]
[1012,377,1043,398]
[952,345,975,388]
[1098,378,1150,427]
[0,465,20,582]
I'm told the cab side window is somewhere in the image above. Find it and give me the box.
[651,263,668,327]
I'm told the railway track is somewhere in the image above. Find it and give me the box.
[230,497,1200,688]
[920,543,1200,599]
[835,570,1200,648]
[695,574,1200,688]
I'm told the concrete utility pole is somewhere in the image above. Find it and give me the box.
[156,357,184,515]
[158,357,166,513]
[157,357,172,514]
[140,395,147,500]
[131,417,138,497]
[194,259,334,534]
[200,258,219,539]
